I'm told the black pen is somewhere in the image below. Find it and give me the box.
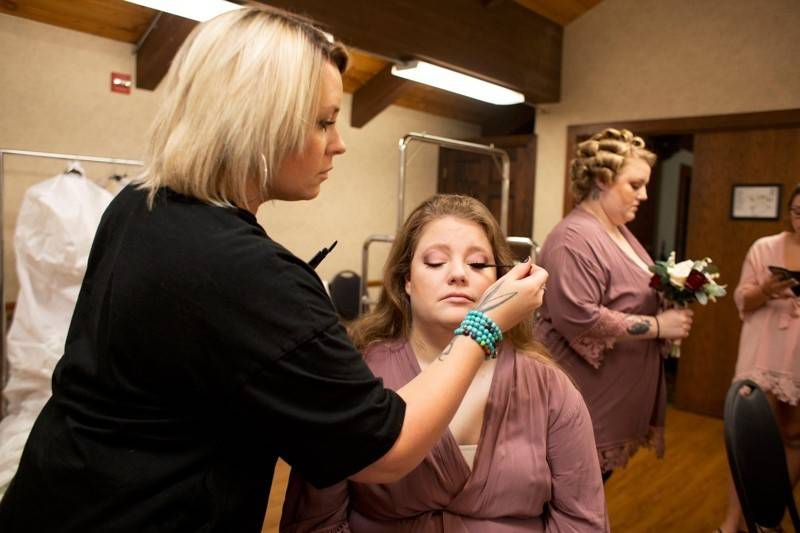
[308,240,338,269]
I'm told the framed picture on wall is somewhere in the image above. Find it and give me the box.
[730,184,782,220]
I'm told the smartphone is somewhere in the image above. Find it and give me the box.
[768,265,794,280]
[768,265,800,296]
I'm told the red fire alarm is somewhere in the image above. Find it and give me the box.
[111,72,132,94]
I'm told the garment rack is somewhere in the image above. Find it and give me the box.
[0,149,144,418]
[359,133,540,314]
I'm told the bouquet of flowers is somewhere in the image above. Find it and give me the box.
[649,252,727,356]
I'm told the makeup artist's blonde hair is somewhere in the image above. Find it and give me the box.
[137,6,348,208]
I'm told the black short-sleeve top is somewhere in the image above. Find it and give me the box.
[0,186,405,532]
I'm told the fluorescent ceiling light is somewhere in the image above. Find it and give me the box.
[125,0,243,22]
[391,60,525,105]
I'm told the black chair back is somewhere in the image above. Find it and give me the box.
[723,379,800,532]
[328,270,361,321]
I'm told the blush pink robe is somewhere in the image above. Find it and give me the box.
[534,208,666,472]
[734,232,800,404]
[280,341,607,532]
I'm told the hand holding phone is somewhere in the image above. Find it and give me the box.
[766,265,800,296]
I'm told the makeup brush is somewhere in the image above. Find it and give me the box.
[308,240,338,269]
[470,263,514,269]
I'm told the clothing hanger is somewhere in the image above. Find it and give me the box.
[105,167,132,195]
[64,160,85,177]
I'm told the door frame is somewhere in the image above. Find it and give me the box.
[562,109,800,215]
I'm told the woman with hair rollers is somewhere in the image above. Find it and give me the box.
[535,128,694,481]
[716,184,800,533]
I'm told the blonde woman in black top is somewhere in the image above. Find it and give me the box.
[0,7,546,532]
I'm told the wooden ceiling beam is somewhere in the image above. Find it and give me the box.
[0,0,155,43]
[129,0,557,130]
[351,65,413,128]
[480,103,536,136]
[135,12,196,90]
[513,0,603,26]
[479,0,507,8]
[255,0,562,103]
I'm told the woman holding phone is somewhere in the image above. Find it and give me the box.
[717,184,800,533]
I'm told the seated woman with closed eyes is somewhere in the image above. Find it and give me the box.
[280,194,607,532]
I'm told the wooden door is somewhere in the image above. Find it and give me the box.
[674,164,692,261]
[438,135,536,258]
[675,127,800,417]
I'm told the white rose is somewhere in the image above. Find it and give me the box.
[668,260,694,288]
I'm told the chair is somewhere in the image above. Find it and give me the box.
[328,270,361,321]
[723,379,800,533]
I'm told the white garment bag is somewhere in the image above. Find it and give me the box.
[0,172,113,496]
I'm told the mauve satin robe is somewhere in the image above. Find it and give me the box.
[280,340,607,532]
[535,208,666,472]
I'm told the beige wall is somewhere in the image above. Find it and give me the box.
[0,14,479,303]
[0,14,161,304]
[534,0,800,243]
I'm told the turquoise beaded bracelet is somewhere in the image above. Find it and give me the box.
[454,310,503,359]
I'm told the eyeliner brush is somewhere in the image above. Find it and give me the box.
[472,263,514,269]
[473,256,532,269]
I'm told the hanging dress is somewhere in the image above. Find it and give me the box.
[0,172,112,496]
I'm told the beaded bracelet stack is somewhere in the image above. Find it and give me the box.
[454,310,503,360]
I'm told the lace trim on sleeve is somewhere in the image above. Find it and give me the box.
[568,307,628,369]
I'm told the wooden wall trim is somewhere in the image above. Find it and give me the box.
[562,108,800,215]
[350,65,413,128]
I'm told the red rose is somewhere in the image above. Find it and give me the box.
[649,274,663,288]
[685,269,707,291]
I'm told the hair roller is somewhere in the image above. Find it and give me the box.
[577,139,599,157]
[568,127,656,202]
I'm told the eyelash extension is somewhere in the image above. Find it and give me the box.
[469,263,514,269]
[423,262,512,269]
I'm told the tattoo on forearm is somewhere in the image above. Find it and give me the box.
[625,315,651,335]
[475,281,517,313]
[438,338,456,361]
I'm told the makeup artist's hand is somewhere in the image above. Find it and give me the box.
[475,260,548,332]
